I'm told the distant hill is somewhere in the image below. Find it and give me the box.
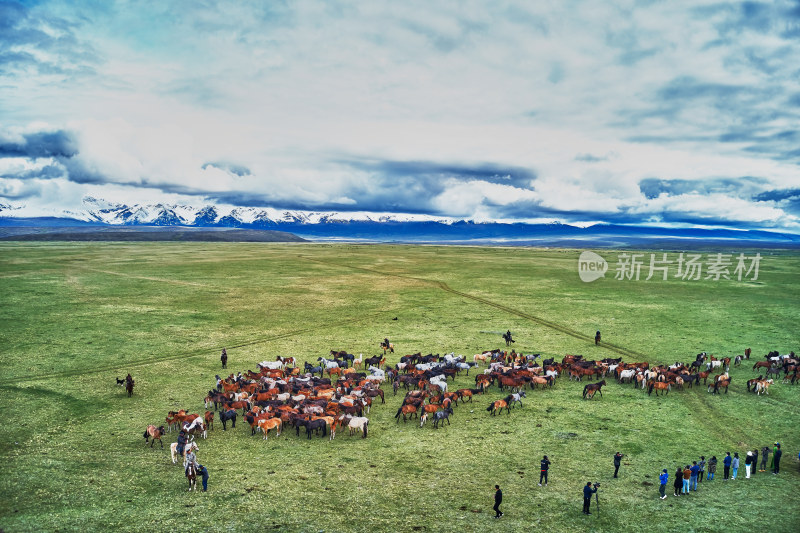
[0,226,306,243]
[1,198,799,248]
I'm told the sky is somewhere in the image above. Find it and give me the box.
[1,0,799,231]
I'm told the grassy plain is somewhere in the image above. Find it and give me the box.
[0,242,798,533]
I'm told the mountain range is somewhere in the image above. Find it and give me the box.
[1,197,799,248]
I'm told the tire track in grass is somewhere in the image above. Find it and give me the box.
[0,312,389,386]
[301,256,648,360]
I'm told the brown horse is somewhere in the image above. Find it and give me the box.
[394,404,418,422]
[582,380,606,399]
[753,361,773,371]
[186,462,197,491]
[143,425,166,448]
[648,381,671,396]
[486,399,510,415]
[125,374,134,397]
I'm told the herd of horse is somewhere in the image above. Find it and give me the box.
[136,345,796,490]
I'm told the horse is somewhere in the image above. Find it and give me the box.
[348,417,369,438]
[143,425,166,448]
[219,409,237,431]
[304,362,324,378]
[394,404,418,422]
[648,381,671,396]
[125,374,134,397]
[507,391,526,408]
[257,418,283,440]
[183,418,207,439]
[708,378,731,394]
[502,331,515,346]
[186,462,197,491]
[487,399,510,416]
[582,380,606,399]
[432,407,453,429]
[380,341,394,354]
[171,439,198,465]
[753,361,773,371]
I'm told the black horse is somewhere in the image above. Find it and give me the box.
[304,362,324,377]
[125,374,134,397]
[295,418,327,439]
[432,407,453,429]
[503,330,515,346]
[219,409,237,431]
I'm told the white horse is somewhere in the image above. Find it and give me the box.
[258,360,284,370]
[348,417,369,438]
[368,366,385,379]
[545,369,559,379]
[170,439,198,465]
[706,360,722,371]
[183,418,207,439]
[319,357,339,370]
[618,369,635,383]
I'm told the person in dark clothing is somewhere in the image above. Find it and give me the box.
[723,452,732,480]
[689,461,700,491]
[221,348,227,369]
[539,455,551,486]
[698,456,706,483]
[595,331,601,345]
[760,446,770,472]
[751,449,758,476]
[583,482,597,514]
[198,464,209,491]
[613,452,624,478]
[673,466,683,496]
[707,456,717,480]
[176,430,187,458]
[493,485,503,518]
[773,444,782,474]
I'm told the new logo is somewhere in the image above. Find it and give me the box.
[578,251,608,282]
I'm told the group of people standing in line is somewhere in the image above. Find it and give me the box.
[660,443,784,499]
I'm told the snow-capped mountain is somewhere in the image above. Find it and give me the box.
[74,196,458,227]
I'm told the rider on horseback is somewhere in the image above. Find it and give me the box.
[184,447,199,475]
[176,430,187,458]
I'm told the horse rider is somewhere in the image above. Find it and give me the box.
[185,446,199,475]
[384,338,390,349]
[176,430,187,459]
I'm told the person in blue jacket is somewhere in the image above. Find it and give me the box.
[198,464,209,491]
[583,482,597,514]
[658,469,668,499]
[723,452,732,480]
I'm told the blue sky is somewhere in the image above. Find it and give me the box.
[1,0,799,231]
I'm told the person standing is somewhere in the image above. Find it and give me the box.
[682,465,691,494]
[770,442,778,470]
[583,482,597,514]
[752,449,759,476]
[613,452,624,478]
[707,456,717,480]
[673,466,683,496]
[689,461,700,491]
[221,348,228,369]
[760,446,770,472]
[773,444,782,474]
[539,455,551,486]
[698,456,706,484]
[745,451,753,478]
[658,469,668,500]
[723,452,732,480]
[732,453,740,480]
[493,485,503,518]
[198,464,209,491]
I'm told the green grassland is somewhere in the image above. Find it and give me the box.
[0,242,798,533]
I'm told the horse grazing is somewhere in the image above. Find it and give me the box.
[143,425,166,448]
[186,463,197,491]
[582,380,606,399]
[487,399,510,416]
[432,407,453,429]
[171,439,198,465]
[125,374,135,397]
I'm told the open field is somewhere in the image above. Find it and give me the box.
[0,242,798,533]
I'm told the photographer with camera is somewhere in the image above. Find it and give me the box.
[582,481,598,515]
